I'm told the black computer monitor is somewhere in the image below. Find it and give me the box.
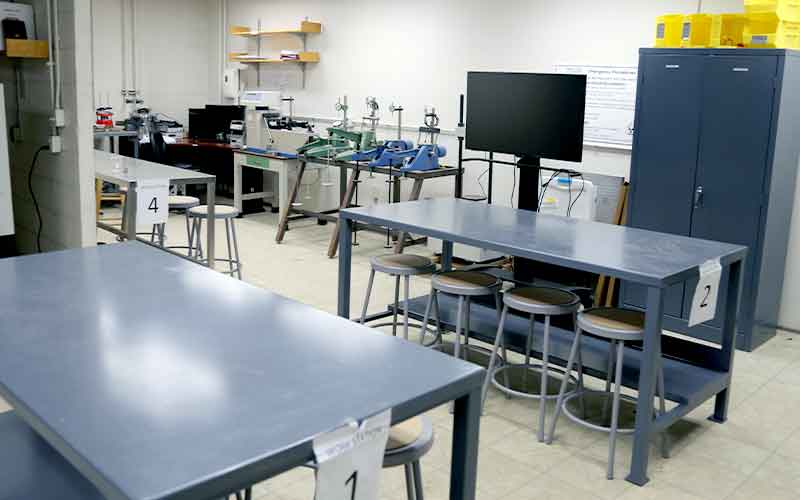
[465,72,587,163]
[205,105,245,140]
[188,108,211,140]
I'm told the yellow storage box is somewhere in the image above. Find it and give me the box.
[681,14,714,47]
[745,0,800,22]
[655,14,685,47]
[745,13,800,48]
[711,14,748,47]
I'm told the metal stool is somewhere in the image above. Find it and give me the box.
[419,271,502,360]
[360,254,436,340]
[188,205,242,280]
[384,416,435,500]
[547,307,668,479]
[281,416,434,500]
[483,286,582,442]
[150,195,200,250]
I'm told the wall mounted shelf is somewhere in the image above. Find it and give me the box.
[229,51,320,64]
[230,21,322,37]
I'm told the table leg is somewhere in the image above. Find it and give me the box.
[127,181,138,241]
[206,181,216,270]
[327,166,361,259]
[337,217,353,318]
[233,160,243,214]
[450,387,480,500]
[394,178,424,254]
[339,162,347,205]
[626,286,664,486]
[95,178,102,221]
[276,160,307,243]
[711,259,744,423]
[279,162,290,215]
[113,136,120,155]
[441,241,454,272]
[133,138,140,159]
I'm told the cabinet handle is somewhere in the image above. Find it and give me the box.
[694,186,704,208]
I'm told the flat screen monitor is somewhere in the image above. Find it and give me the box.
[466,72,587,163]
[205,104,245,139]
[188,108,211,140]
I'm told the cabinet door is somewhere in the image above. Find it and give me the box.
[624,55,705,317]
[685,55,778,329]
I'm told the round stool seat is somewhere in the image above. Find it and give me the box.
[370,254,436,276]
[431,271,501,296]
[383,416,434,468]
[504,286,581,316]
[188,205,239,219]
[578,308,645,341]
[168,195,200,210]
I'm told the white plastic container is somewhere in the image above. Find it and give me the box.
[538,177,598,221]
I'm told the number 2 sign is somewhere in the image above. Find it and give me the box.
[136,179,169,226]
[688,259,722,327]
[313,410,391,500]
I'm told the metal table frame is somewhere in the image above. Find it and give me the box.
[94,150,217,269]
[338,198,747,486]
[276,156,460,258]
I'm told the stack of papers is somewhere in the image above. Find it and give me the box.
[280,50,300,60]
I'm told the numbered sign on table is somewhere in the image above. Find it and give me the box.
[313,409,391,500]
[136,180,169,226]
[688,259,722,327]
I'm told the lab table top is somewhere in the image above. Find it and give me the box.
[340,198,747,287]
[0,242,482,500]
[95,149,216,185]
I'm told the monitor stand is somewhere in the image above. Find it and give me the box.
[513,155,594,292]
[514,155,540,284]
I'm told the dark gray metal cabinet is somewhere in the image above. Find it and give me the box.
[624,48,800,351]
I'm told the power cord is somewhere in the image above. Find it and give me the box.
[28,145,50,253]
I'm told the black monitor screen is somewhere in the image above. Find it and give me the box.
[466,72,587,162]
[205,105,245,138]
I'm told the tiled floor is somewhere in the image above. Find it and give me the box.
[92,208,800,500]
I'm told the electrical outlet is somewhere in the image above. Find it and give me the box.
[11,126,23,143]
[53,109,66,128]
[49,136,62,154]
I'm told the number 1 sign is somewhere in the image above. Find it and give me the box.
[136,179,169,226]
[313,410,391,500]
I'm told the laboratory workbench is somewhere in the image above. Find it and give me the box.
[94,149,218,268]
[338,198,747,487]
[276,155,461,258]
[0,242,484,499]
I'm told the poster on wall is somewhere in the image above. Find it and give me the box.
[555,65,638,150]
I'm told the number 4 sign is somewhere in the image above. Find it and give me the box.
[313,410,391,500]
[136,179,169,226]
[688,259,722,327]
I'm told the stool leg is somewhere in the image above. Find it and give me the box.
[431,290,443,344]
[602,344,615,423]
[184,211,192,255]
[404,463,415,500]
[463,297,471,354]
[392,276,401,337]
[494,291,510,395]
[159,223,166,247]
[150,224,157,243]
[412,461,424,500]
[608,340,625,480]
[188,218,196,258]
[453,296,465,361]
[523,315,535,389]
[482,304,508,411]
[576,333,586,420]
[196,219,204,260]
[403,275,411,341]
[225,219,234,276]
[360,268,376,324]
[230,219,242,280]
[547,328,582,445]
[538,315,551,443]
[419,286,435,345]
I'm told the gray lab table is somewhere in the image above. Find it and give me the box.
[0,242,483,500]
[94,149,218,268]
[337,198,747,486]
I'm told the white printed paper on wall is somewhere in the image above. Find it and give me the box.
[555,65,639,150]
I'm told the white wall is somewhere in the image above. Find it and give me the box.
[227,0,743,207]
[4,0,96,253]
[92,0,222,126]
